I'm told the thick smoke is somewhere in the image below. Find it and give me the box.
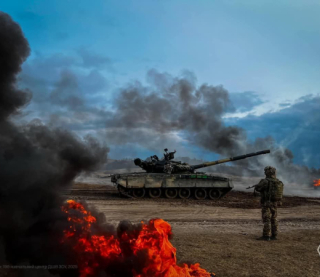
[0,12,31,119]
[107,69,320,186]
[0,12,108,274]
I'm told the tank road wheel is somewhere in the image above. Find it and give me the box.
[149,188,161,198]
[165,188,178,199]
[195,188,207,200]
[179,188,191,199]
[132,188,146,198]
[209,189,221,200]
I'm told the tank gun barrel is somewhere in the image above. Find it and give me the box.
[191,150,270,170]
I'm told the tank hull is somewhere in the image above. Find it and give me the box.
[111,172,234,199]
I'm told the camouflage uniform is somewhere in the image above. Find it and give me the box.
[255,166,284,239]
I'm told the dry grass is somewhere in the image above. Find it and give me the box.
[173,229,320,277]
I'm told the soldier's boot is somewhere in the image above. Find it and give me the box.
[256,236,270,241]
[270,235,277,240]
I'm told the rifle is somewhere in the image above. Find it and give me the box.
[246,184,258,189]
[246,184,260,197]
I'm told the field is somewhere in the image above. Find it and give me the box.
[66,176,320,277]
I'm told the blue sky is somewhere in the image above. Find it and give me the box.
[1,0,320,167]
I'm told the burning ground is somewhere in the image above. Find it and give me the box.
[65,183,320,277]
[61,200,213,277]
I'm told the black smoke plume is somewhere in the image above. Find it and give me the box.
[106,69,320,186]
[0,12,109,275]
[0,12,213,277]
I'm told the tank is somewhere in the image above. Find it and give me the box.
[111,149,270,200]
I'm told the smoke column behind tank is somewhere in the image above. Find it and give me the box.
[105,70,320,189]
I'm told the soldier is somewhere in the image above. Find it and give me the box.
[254,166,284,241]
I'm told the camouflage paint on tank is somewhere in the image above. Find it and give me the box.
[112,172,233,190]
[111,149,270,199]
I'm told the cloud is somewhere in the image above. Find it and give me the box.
[229,91,265,112]
[18,49,110,122]
[50,70,84,109]
[279,102,291,107]
[76,48,113,69]
[228,94,320,167]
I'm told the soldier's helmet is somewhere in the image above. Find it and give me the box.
[264,166,276,177]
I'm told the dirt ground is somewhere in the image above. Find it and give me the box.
[65,183,320,277]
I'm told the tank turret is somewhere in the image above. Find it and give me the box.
[134,149,270,174]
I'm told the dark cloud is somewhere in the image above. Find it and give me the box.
[19,49,111,103]
[228,95,320,168]
[18,49,110,127]
[229,91,265,112]
[50,70,84,109]
[80,69,108,95]
[19,53,78,103]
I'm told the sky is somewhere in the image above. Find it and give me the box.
[1,0,320,167]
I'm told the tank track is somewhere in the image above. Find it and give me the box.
[117,185,232,200]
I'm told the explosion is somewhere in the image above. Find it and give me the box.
[62,200,214,277]
[313,179,320,188]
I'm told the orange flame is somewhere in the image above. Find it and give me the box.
[61,200,214,277]
[314,179,320,187]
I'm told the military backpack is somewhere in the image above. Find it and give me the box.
[266,178,284,202]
